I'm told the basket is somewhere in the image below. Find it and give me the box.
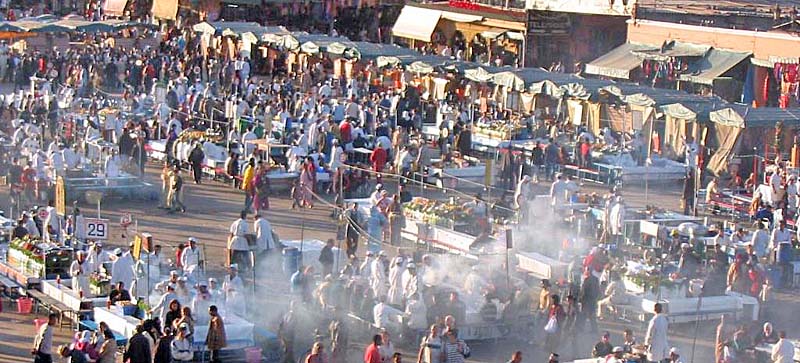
[244,347,262,363]
[17,297,33,314]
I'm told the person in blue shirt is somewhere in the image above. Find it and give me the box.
[290,265,314,302]
[754,205,773,227]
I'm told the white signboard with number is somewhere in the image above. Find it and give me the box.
[83,218,110,240]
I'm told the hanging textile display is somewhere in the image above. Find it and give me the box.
[432,78,448,100]
[603,105,631,133]
[566,100,584,126]
[333,58,342,77]
[345,60,354,79]
[742,65,755,106]
[587,103,601,136]
[774,63,800,108]
[520,92,535,114]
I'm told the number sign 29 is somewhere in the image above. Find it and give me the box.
[84,218,110,240]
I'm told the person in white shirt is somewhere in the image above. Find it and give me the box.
[772,331,795,363]
[771,220,792,257]
[253,213,274,256]
[62,144,80,169]
[155,270,180,295]
[404,293,427,330]
[371,251,389,298]
[373,295,402,329]
[104,149,121,178]
[167,115,182,136]
[23,213,40,238]
[228,211,250,268]
[32,313,57,362]
[223,264,245,299]
[180,237,201,280]
[69,251,90,294]
[549,174,569,209]
[110,248,135,290]
[318,82,332,99]
[241,125,258,157]
[43,200,60,243]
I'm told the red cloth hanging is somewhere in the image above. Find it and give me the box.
[762,74,770,104]
[780,94,790,109]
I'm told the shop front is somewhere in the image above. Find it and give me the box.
[391,2,526,66]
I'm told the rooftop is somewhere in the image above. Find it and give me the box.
[635,0,800,31]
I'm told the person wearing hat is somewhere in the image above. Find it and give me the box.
[192,281,213,323]
[222,264,245,299]
[360,251,375,279]
[175,277,191,303]
[667,347,684,363]
[171,322,193,362]
[401,262,419,302]
[156,270,181,293]
[678,242,701,279]
[180,237,201,279]
[370,251,389,299]
[150,284,178,326]
[58,343,90,363]
[70,250,91,294]
[207,278,223,305]
[110,247,135,290]
[84,242,109,274]
[605,346,625,363]
[386,256,406,306]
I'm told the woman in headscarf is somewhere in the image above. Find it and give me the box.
[299,156,317,208]
[252,161,271,212]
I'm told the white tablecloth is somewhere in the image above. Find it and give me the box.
[94,307,255,349]
[41,279,106,311]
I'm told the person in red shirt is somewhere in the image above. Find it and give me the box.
[370,146,387,174]
[21,162,36,206]
[339,119,352,144]
[364,334,382,363]
[175,243,186,270]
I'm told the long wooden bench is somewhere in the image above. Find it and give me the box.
[0,273,24,308]
[27,290,74,329]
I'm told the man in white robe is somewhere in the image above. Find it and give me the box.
[370,251,388,299]
[645,303,670,362]
[386,257,406,306]
[608,197,626,243]
[69,251,90,295]
[110,248,135,290]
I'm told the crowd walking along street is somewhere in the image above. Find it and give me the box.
[0,1,800,363]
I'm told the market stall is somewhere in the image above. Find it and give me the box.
[2,237,72,285]
[423,155,487,189]
[39,278,106,312]
[94,305,256,349]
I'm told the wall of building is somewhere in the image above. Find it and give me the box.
[627,19,800,59]
[525,11,626,71]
